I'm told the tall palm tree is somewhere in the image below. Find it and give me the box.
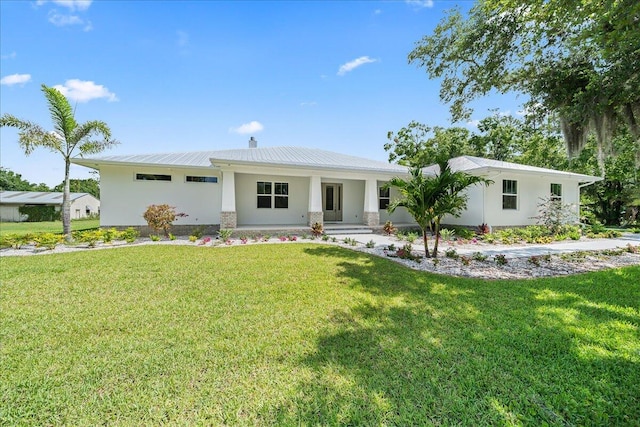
[1,84,118,238]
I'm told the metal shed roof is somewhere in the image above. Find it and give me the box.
[0,191,94,205]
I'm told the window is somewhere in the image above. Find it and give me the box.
[502,179,518,210]
[274,182,289,209]
[379,187,390,210]
[186,175,218,183]
[550,183,562,201]
[257,181,289,209]
[136,173,171,181]
[257,181,272,208]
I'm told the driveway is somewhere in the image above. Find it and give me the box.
[331,232,640,258]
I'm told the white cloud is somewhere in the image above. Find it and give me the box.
[229,121,264,135]
[1,52,17,60]
[405,0,434,8]
[337,56,377,76]
[466,119,480,128]
[37,0,92,11]
[53,79,118,102]
[374,9,382,15]
[0,73,32,86]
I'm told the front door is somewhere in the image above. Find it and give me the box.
[322,183,343,221]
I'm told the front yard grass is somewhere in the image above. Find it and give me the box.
[1,244,638,425]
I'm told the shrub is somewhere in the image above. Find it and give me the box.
[188,235,197,243]
[382,221,396,236]
[311,222,324,237]
[102,228,119,243]
[169,233,177,241]
[405,232,418,243]
[477,223,490,235]
[218,229,233,241]
[439,228,455,242]
[365,240,375,248]
[396,243,420,261]
[528,255,541,266]
[18,205,59,222]
[150,235,161,242]
[532,197,578,235]
[471,252,487,261]
[143,204,187,237]
[444,248,458,259]
[452,226,475,240]
[34,233,63,250]
[494,254,508,265]
[1,233,34,249]
[321,234,330,241]
[191,225,206,239]
[76,229,104,247]
[121,227,139,243]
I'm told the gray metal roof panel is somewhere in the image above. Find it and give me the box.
[75,146,409,174]
[0,191,92,205]
[422,156,602,181]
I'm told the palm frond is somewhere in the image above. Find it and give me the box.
[41,84,77,140]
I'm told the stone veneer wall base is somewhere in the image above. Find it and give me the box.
[220,211,237,229]
[362,211,380,227]
[308,211,324,227]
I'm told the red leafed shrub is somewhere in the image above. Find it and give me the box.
[143,204,187,237]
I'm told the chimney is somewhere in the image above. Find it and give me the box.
[248,136,257,148]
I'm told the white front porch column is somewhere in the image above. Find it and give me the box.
[363,178,380,227]
[220,170,237,229]
[308,175,323,226]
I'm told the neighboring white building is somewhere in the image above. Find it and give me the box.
[71,141,601,231]
[0,191,100,222]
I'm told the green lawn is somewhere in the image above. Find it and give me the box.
[1,245,638,425]
[0,218,100,236]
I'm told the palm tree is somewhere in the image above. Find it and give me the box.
[429,159,492,256]
[387,158,492,257]
[1,84,118,238]
[386,167,441,257]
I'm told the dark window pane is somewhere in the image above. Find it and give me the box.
[275,196,288,209]
[502,179,517,194]
[325,187,334,211]
[136,173,171,181]
[379,187,389,198]
[551,183,562,197]
[186,176,217,183]
[379,199,389,210]
[275,183,288,195]
[257,195,271,208]
[257,181,272,195]
[503,195,517,210]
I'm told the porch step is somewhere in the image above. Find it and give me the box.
[324,226,374,235]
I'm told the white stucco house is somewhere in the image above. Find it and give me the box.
[71,140,601,232]
[0,191,100,222]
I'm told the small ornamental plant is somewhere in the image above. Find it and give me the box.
[311,222,324,237]
[477,223,490,235]
[218,229,233,241]
[471,252,488,261]
[143,204,187,237]
[188,235,197,243]
[288,235,297,241]
[494,254,508,265]
[365,240,375,248]
[279,236,287,242]
[382,221,396,236]
[460,255,471,266]
[150,235,161,242]
[199,236,211,245]
[240,236,248,244]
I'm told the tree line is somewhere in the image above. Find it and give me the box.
[0,167,101,200]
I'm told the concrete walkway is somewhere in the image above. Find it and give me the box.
[330,232,640,258]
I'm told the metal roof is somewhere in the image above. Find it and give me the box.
[73,146,410,174]
[422,156,602,182]
[0,191,95,205]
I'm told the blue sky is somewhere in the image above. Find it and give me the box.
[1,0,521,187]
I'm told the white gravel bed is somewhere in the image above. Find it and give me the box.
[1,236,639,280]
